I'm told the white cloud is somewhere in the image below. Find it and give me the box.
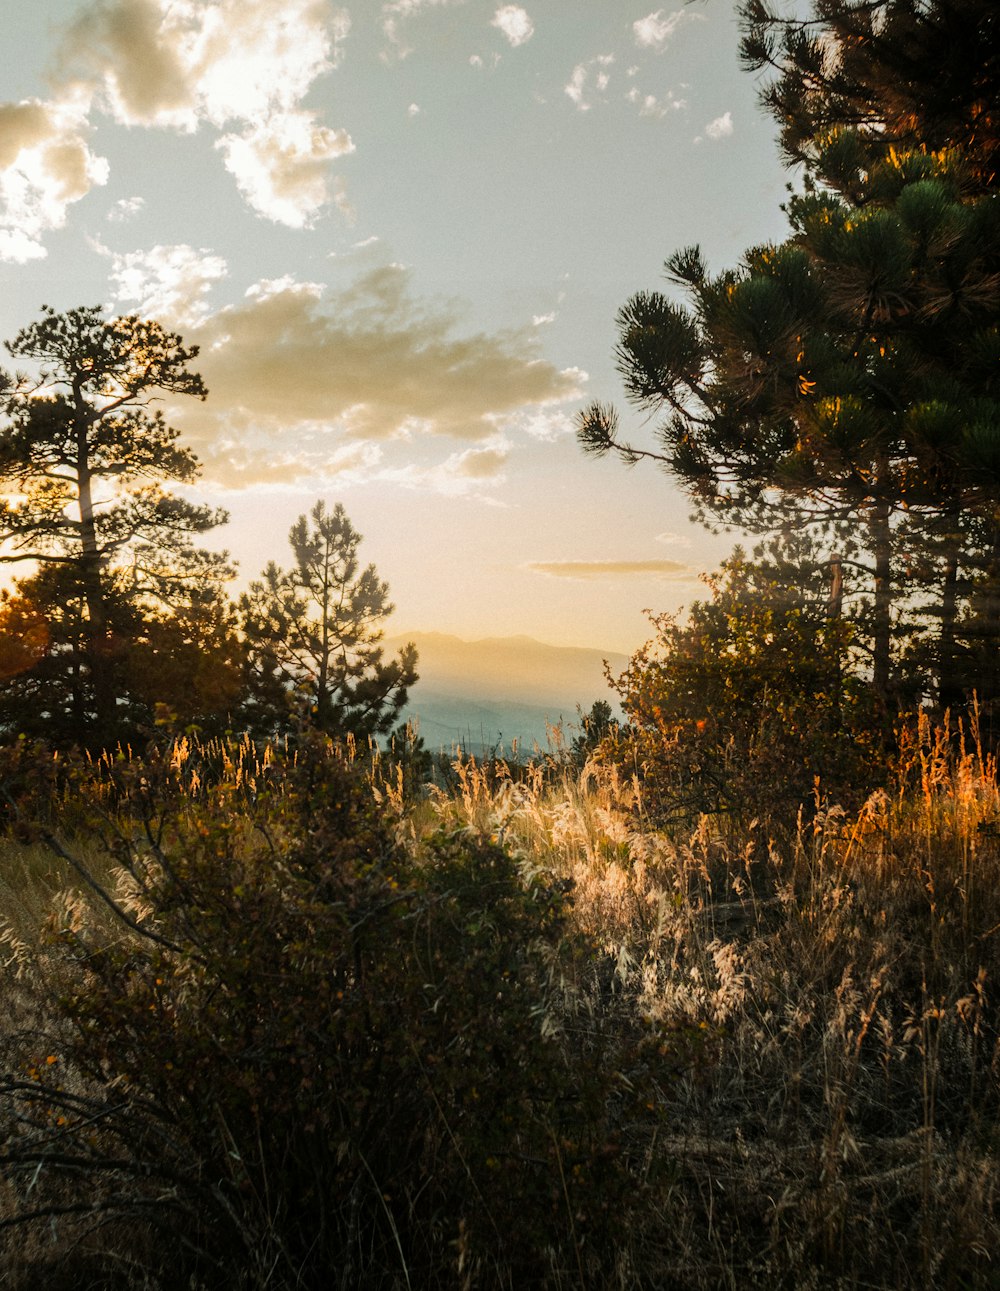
[654,530,692,548]
[104,242,229,327]
[61,0,348,129]
[704,111,733,139]
[626,87,686,118]
[0,97,109,262]
[632,9,695,51]
[494,407,577,440]
[166,266,583,489]
[375,438,513,501]
[18,0,355,230]
[564,54,614,111]
[217,111,354,227]
[532,312,556,326]
[492,6,534,47]
[107,194,145,222]
[0,228,47,264]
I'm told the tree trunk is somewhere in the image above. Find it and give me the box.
[977,520,1000,737]
[937,517,961,715]
[870,495,892,717]
[75,410,116,737]
[828,552,844,727]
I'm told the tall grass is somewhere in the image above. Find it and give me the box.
[1,721,999,1286]
[421,720,1000,1287]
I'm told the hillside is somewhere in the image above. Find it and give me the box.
[385,631,627,754]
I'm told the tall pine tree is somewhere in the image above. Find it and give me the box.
[0,306,229,744]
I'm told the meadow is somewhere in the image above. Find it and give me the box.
[1,718,999,1289]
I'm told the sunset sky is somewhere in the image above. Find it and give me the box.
[0,0,792,653]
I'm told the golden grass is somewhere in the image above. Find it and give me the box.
[3,722,1000,1286]
[417,725,1000,1287]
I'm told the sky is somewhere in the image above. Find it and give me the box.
[0,0,794,654]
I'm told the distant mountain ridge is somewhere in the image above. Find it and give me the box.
[384,631,627,754]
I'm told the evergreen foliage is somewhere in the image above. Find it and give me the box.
[579,40,1000,719]
[740,0,1000,195]
[241,500,417,740]
[0,306,229,745]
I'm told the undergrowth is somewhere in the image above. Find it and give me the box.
[0,717,998,1287]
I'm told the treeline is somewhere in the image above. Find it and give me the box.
[0,306,416,750]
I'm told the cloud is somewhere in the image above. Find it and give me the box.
[163,266,583,488]
[654,530,692,548]
[0,98,109,262]
[217,111,354,226]
[407,102,421,117]
[632,9,699,51]
[61,0,347,129]
[491,407,576,440]
[626,87,686,118]
[104,241,229,326]
[454,443,510,478]
[365,438,512,502]
[32,0,354,228]
[703,111,734,140]
[107,194,145,222]
[527,559,695,581]
[564,54,614,111]
[492,5,534,47]
[380,0,463,60]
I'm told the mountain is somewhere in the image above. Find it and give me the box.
[384,631,627,755]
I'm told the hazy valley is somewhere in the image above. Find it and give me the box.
[386,631,627,753]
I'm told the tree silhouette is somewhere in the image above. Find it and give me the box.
[740,0,1000,197]
[579,142,1000,714]
[0,305,229,744]
[242,501,418,739]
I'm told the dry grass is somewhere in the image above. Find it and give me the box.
[420,721,1000,1288]
[3,722,1000,1286]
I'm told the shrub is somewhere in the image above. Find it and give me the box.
[0,734,678,1288]
[602,549,884,827]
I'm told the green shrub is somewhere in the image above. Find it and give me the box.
[603,549,884,827]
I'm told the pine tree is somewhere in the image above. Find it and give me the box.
[241,501,418,739]
[0,305,229,744]
[579,143,1000,713]
[740,0,1000,196]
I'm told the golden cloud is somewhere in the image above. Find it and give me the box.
[0,99,108,262]
[172,268,581,459]
[42,0,353,226]
[527,559,696,581]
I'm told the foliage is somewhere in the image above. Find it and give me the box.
[739,0,1000,196]
[4,725,1000,1286]
[599,544,882,824]
[241,500,418,740]
[429,727,1000,1289]
[570,699,619,766]
[578,143,1000,714]
[0,735,677,1289]
[0,305,229,745]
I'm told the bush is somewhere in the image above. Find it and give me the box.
[601,549,884,828]
[0,734,678,1288]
